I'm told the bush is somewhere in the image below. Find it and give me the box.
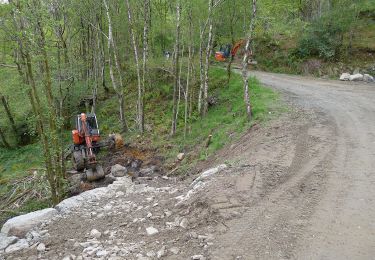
[294,17,346,60]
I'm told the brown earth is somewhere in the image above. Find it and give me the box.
[3,72,375,259]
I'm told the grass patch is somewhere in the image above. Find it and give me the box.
[0,143,43,183]
[152,67,284,171]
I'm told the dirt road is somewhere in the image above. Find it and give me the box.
[3,72,375,260]
[210,71,375,259]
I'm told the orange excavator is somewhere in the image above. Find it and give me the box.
[71,113,105,181]
[215,39,246,62]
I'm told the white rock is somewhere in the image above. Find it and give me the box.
[339,73,350,81]
[37,242,46,252]
[90,229,101,239]
[146,227,159,236]
[170,247,180,254]
[103,204,113,211]
[96,250,109,257]
[180,218,189,229]
[0,233,18,251]
[157,246,166,258]
[62,255,76,260]
[191,255,206,260]
[55,187,109,213]
[191,164,227,187]
[146,251,156,257]
[115,191,125,197]
[349,73,364,81]
[4,239,29,253]
[111,164,128,177]
[1,208,57,238]
[177,153,185,161]
[364,74,374,82]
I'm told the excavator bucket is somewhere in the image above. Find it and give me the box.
[83,164,105,182]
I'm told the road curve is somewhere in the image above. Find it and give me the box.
[252,71,375,259]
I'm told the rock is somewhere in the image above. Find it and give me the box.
[169,247,180,255]
[62,255,76,260]
[349,73,364,81]
[55,186,118,213]
[0,233,18,251]
[146,251,156,257]
[115,191,125,197]
[364,74,374,82]
[96,250,108,257]
[191,255,206,260]
[339,73,350,81]
[177,153,185,161]
[139,167,156,176]
[191,164,227,187]
[157,246,166,258]
[111,164,128,177]
[90,229,101,239]
[108,133,124,150]
[180,218,188,229]
[1,208,57,238]
[146,227,159,236]
[4,239,29,253]
[37,243,46,252]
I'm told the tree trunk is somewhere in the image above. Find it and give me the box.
[141,0,150,134]
[202,0,214,117]
[198,29,204,114]
[171,0,181,136]
[0,127,11,149]
[241,0,257,121]
[0,94,18,141]
[185,8,193,138]
[104,0,128,132]
[125,0,143,133]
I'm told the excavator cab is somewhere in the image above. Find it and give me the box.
[71,113,104,181]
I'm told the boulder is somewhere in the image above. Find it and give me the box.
[339,73,351,81]
[111,164,128,177]
[363,74,374,83]
[1,208,57,238]
[0,233,18,251]
[349,73,364,81]
[4,239,29,253]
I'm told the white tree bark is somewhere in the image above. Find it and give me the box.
[241,0,257,121]
[171,0,181,136]
[185,9,193,138]
[141,0,150,134]
[103,0,127,131]
[125,0,142,132]
[202,0,214,117]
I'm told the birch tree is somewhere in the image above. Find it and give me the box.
[103,0,128,132]
[171,0,181,136]
[241,0,257,121]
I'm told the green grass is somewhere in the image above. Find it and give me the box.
[0,143,43,183]
[149,67,284,171]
